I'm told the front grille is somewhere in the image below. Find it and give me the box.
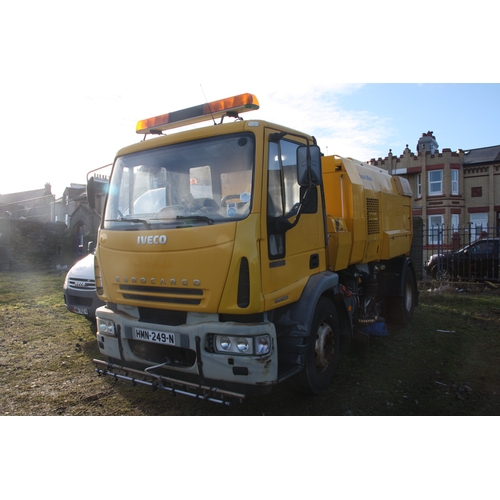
[119,284,203,305]
[138,307,187,326]
[68,277,96,291]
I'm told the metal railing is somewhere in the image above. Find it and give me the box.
[414,223,500,281]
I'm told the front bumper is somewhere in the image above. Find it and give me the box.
[94,305,278,398]
[63,286,105,319]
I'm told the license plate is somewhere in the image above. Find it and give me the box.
[72,306,89,315]
[134,327,176,345]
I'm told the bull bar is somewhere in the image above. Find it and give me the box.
[93,359,245,405]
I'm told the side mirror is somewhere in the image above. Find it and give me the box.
[297,145,322,187]
[87,177,96,211]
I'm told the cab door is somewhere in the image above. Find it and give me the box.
[260,128,326,308]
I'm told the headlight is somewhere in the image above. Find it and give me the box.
[97,318,116,336]
[213,334,271,356]
[236,338,250,353]
[219,337,232,351]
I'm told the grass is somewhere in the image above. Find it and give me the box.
[1,271,499,415]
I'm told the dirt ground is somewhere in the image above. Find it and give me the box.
[1,271,499,416]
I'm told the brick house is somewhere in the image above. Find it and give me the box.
[462,145,500,235]
[369,133,500,242]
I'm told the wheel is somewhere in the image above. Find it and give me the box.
[435,267,452,281]
[388,266,416,325]
[297,297,340,394]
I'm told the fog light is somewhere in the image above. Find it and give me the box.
[236,338,249,353]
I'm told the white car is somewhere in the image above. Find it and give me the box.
[63,253,104,321]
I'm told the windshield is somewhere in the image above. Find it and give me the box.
[103,133,255,229]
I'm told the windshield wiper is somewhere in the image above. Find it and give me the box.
[106,218,151,229]
[176,215,214,226]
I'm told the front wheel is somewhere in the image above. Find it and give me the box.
[435,267,452,281]
[297,297,340,394]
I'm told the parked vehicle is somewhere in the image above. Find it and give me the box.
[88,92,418,404]
[63,253,104,321]
[425,237,500,281]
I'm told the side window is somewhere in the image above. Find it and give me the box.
[267,141,283,217]
[267,139,301,217]
[471,242,493,255]
[281,141,301,213]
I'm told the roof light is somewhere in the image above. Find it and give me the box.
[136,93,260,134]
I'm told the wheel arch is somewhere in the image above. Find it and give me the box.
[289,271,352,341]
[275,271,347,382]
[289,271,339,331]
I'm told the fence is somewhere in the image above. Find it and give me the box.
[412,219,500,281]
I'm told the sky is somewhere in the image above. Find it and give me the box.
[1,1,498,200]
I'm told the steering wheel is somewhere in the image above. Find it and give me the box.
[192,197,220,212]
[221,194,242,204]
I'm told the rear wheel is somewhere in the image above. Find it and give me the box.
[297,297,340,394]
[389,266,417,325]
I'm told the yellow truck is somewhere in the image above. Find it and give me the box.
[88,93,417,404]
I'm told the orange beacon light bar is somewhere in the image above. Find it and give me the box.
[136,93,260,134]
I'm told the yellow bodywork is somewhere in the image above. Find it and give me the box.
[322,155,412,271]
[95,122,412,319]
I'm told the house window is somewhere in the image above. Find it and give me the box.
[428,170,443,196]
[470,213,488,241]
[428,214,444,244]
[451,214,459,230]
[451,169,459,195]
[416,173,421,198]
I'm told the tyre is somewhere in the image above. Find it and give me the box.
[297,297,340,394]
[388,266,417,325]
[435,267,452,281]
